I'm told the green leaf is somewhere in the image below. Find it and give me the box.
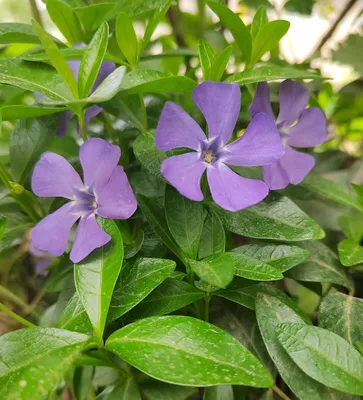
[213,195,324,241]
[0,23,53,44]
[286,241,353,290]
[250,20,290,66]
[78,22,109,98]
[209,46,233,81]
[285,0,314,15]
[225,65,324,85]
[0,328,89,400]
[301,175,363,214]
[32,20,79,99]
[126,278,204,319]
[140,381,197,400]
[276,323,363,395]
[133,132,166,179]
[119,69,196,94]
[1,105,66,120]
[203,385,234,400]
[0,216,7,240]
[339,214,363,242]
[74,3,114,35]
[187,253,234,289]
[47,0,84,45]
[250,7,269,40]
[58,293,92,334]
[87,66,126,103]
[10,114,59,183]
[75,219,123,339]
[205,0,252,63]
[106,316,273,387]
[165,186,205,259]
[108,257,176,322]
[338,240,363,267]
[352,184,363,207]
[256,294,331,399]
[116,12,139,67]
[198,210,225,259]
[199,39,215,80]
[0,58,72,101]
[96,376,141,399]
[319,289,363,345]
[143,1,173,50]
[73,366,94,400]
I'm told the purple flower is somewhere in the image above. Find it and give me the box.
[31,138,137,263]
[28,241,52,275]
[155,81,285,212]
[250,80,327,190]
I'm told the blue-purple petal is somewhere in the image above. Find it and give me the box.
[250,82,274,119]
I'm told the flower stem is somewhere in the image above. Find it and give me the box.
[0,302,36,328]
[272,385,292,400]
[79,112,87,142]
[0,285,40,318]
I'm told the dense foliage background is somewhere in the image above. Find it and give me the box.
[1,0,363,399]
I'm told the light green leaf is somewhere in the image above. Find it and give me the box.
[165,186,205,260]
[108,257,176,322]
[116,12,139,67]
[213,195,324,241]
[0,328,89,400]
[276,323,363,395]
[87,66,126,103]
[250,7,269,40]
[198,210,225,259]
[0,23,58,44]
[352,184,363,207]
[199,39,215,80]
[106,316,273,387]
[187,253,234,289]
[1,105,65,121]
[338,240,363,267]
[209,46,233,81]
[78,22,109,98]
[75,219,123,339]
[339,214,363,242]
[203,385,234,400]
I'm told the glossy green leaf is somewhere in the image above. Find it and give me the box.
[209,46,233,81]
[198,210,225,259]
[78,22,109,98]
[75,219,123,339]
[58,293,92,334]
[213,195,324,241]
[106,316,273,387]
[286,241,353,290]
[339,214,363,242]
[0,328,89,400]
[0,23,54,44]
[143,0,173,49]
[301,175,363,213]
[108,257,175,322]
[276,323,363,395]
[256,294,332,399]
[74,4,115,34]
[116,12,139,67]
[127,278,204,319]
[47,0,84,45]
[203,385,234,400]
[1,105,65,120]
[250,20,290,66]
[319,289,363,345]
[205,0,252,62]
[187,253,234,289]
[32,20,78,99]
[225,65,324,85]
[199,40,215,80]
[140,381,197,400]
[96,376,141,399]
[165,186,205,259]
[338,240,363,266]
[10,114,59,183]
[73,366,94,400]
[250,7,269,40]
[0,58,72,101]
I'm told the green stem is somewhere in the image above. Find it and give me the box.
[0,302,36,328]
[0,285,40,318]
[138,94,147,133]
[204,293,211,322]
[79,112,87,142]
[272,385,292,400]
[0,161,13,191]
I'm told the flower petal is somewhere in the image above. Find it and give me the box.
[224,113,284,167]
[32,152,83,199]
[70,214,111,263]
[68,60,80,80]
[250,82,274,119]
[31,203,79,257]
[80,138,120,193]
[97,166,137,219]
[262,161,290,190]
[277,80,309,128]
[57,110,72,137]
[193,81,240,145]
[85,105,102,125]
[155,102,206,151]
[207,163,269,211]
[161,152,206,201]
[287,107,327,148]
[280,145,315,185]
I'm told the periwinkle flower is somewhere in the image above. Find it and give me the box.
[155,81,285,212]
[28,241,52,275]
[250,80,327,190]
[31,138,137,263]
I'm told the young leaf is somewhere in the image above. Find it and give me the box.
[213,195,324,241]
[75,218,123,339]
[165,186,205,260]
[116,12,139,67]
[187,253,235,288]
[250,7,268,40]
[199,40,215,80]
[107,257,176,322]
[0,328,89,400]
[106,316,273,387]
[78,22,109,98]
[87,66,126,103]
[32,20,79,99]
[276,323,363,395]
[209,46,233,82]
[338,240,363,266]
[198,210,225,259]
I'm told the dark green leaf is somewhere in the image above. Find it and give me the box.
[285,0,314,15]
[0,216,7,240]
[1,105,65,121]
[75,219,123,339]
[74,366,94,400]
[74,4,115,35]
[338,240,363,267]
[96,376,141,399]
[203,385,234,400]
[140,381,197,400]
[106,316,273,387]
[198,210,225,259]
[58,293,92,334]
[116,13,139,67]
[276,323,363,395]
[250,7,269,40]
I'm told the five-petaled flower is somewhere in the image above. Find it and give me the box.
[250,80,327,190]
[31,138,137,263]
[155,81,285,212]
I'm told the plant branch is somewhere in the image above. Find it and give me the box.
[0,302,36,328]
[272,385,292,400]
